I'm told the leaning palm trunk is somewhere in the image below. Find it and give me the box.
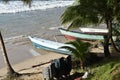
[110,21,120,52]
[107,19,120,54]
[0,31,19,77]
[111,37,120,52]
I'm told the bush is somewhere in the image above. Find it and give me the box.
[84,53,103,67]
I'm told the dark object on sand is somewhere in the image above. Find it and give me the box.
[49,55,72,80]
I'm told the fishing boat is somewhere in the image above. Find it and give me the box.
[28,36,71,55]
[79,28,108,35]
[59,28,116,41]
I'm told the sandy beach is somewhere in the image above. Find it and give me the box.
[0,51,67,80]
[0,6,70,79]
[0,0,78,79]
[0,6,67,68]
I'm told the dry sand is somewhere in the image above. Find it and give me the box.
[0,30,68,80]
[0,52,67,80]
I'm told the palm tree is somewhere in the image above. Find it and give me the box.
[60,39,91,70]
[0,0,32,78]
[0,31,19,77]
[61,0,120,57]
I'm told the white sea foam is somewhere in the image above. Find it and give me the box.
[0,1,74,14]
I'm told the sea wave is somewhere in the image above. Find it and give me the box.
[0,1,74,14]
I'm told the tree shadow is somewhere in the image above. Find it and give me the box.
[18,61,51,72]
[20,71,42,76]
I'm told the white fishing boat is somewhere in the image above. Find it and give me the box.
[28,36,71,55]
[59,28,116,41]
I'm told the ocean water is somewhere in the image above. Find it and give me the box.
[0,0,73,14]
[0,0,74,38]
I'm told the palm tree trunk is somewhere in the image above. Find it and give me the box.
[0,31,18,77]
[103,19,112,57]
[103,35,110,57]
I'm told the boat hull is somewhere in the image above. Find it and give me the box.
[59,28,116,41]
[28,36,71,55]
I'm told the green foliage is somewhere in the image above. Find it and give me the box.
[60,39,91,69]
[61,0,120,31]
[61,0,108,29]
[61,3,99,29]
[112,23,120,36]
[85,57,120,80]
[60,39,91,60]
[61,0,120,56]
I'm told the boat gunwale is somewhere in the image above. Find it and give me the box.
[59,28,116,41]
[32,41,71,55]
[59,28,108,35]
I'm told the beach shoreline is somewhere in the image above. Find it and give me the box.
[0,7,67,69]
[0,7,66,38]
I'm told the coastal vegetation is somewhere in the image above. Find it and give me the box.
[84,56,120,80]
[60,39,91,70]
[61,0,120,57]
[60,0,120,79]
[60,39,120,80]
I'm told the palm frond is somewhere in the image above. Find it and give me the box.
[59,46,81,59]
[60,39,91,68]
[61,5,81,25]
[61,0,100,29]
[68,17,84,29]
[62,41,81,55]
[61,40,91,59]
[76,40,91,56]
